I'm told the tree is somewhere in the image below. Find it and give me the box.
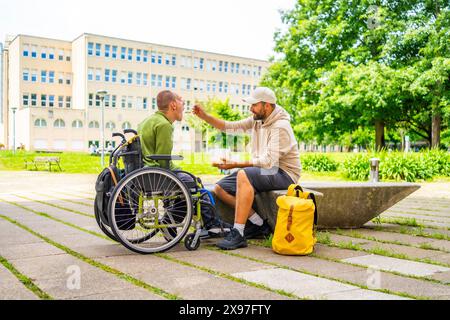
[262,0,450,149]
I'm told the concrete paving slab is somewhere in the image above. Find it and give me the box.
[424,240,450,252]
[333,229,431,245]
[428,270,450,284]
[232,268,403,300]
[0,263,39,300]
[0,242,64,261]
[383,211,450,223]
[18,192,94,216]
[313,289,410,300]
[313,244,368,260]
[70,287,165,300]
[98,254,287,300]
[342,254,450,277]
[166,248,272,274]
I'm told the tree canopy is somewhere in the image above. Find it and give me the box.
[262,0,450,149]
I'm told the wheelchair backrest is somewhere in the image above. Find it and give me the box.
[120,134,144,175]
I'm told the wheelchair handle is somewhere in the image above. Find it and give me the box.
[124,129,138,135]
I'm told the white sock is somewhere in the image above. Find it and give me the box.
[248,212,264,226]
[233,223,245,237]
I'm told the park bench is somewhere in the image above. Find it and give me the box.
[24,156,62,172]
[206,182,420,229]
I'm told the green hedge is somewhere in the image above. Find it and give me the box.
[301,154,338,172]
[340,149,450,182]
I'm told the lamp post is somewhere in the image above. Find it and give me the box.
[96,90,108,168]
[11,107,17,155]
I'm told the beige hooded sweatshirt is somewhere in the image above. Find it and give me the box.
[223,105,302,183]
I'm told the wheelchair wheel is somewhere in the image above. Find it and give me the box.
[108,167,193,254]
[184,233,201,251]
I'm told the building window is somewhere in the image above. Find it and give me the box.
[165,54,171,65]
[41,94,47,107]
[128,72,133,85]
[23,44,30,57]
[224,62,228,73]
[23,69,29,81]
[172,55,176,66]
[157,75,163,87]
[152,98,156,110]
[95,43,101,57]
[66,96,72,108]
[127,96,133,108]
[58,49,64,61]
[66,73,72,85]
[236,63,240,74]
[112,95,117,108]
[105,44,110,58]
[151,52,156,64]
[136,49,141,62]
[219,82,223,93]
[31,70,37,82]
[95,69,101,82]
[224,82,228,93]
[48,48,55,60]
[96,95,101,107]
[105,69,110,82]
[54,119,65,128]
[121,47,126,60]
[31,45,37,58]
[49,71,55,84]
[219,61,223,72]
[23,94,29,107]
[89,121,99,129]
[57,72,63,84]
[171,76,176,89]
[136,73,142,85]
[66,52,71,62]
[88,93,93,107]
[41,47,47,59]
[165,76,170,88]
[58,96,64,108]
[143,73,148,86]
[105,95,110,107]
[122,122,132,130]
[121,96,126,108]
[143,50,149,63]
[112,45,118,59]
[34,119,47,127]
[137,97,143,109]
[127,48,133,61]
[212,60,217,71]
[88,68,94,81]
[194,58,199,70]
[88,42,94,55]
[106,121,116,130]
[72,120,83,128]
[112,70,117,83]
[157,54,162,64]
[200,58,204,70]
[186,78,191,90]
[49,95,55,107]
[143,97,148,109]
[151,74,156,87]
[31,94,37,106]
[120,71,126,84]
[41,70,47,83]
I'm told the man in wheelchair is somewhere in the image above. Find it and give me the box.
[137,90,232,238]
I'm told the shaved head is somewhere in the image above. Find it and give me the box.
[157,90,178,112]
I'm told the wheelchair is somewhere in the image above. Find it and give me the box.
[94,129,228,254]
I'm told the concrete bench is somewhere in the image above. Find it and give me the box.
[206,182,420,229]
[24,156,62,172]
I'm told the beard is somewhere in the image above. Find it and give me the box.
[253,112,265,121]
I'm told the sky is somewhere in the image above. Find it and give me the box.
[0,0,297,60]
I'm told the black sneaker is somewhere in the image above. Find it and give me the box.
[244,221,272,239]
[216,228,247,250]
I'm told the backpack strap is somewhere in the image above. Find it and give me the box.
[287,184,304,198]
[308,193,318,226]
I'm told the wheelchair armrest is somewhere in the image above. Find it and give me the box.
[145,155,184,161]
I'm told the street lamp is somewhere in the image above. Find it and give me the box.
[96,90,108,168]
[11,107,17,155]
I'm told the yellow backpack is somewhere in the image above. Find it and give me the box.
[272,184,318,255]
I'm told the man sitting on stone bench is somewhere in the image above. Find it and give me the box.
[193,87,301,250]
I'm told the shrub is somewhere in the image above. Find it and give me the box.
[342,153,370,180]
[301,154,338,172]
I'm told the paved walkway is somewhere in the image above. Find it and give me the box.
[0,171,449,300]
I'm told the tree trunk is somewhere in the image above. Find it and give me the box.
[375,120,385,151]
[431,113,441,148]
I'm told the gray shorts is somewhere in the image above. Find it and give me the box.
[216,167,294,196]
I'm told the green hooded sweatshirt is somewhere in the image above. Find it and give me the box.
[137,111,177,169]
